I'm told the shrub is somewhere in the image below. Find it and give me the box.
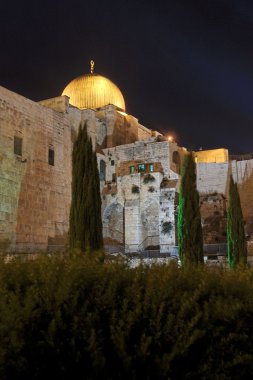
[160,177,170,188]
[161,221,173,234]
[132,185,140,194]
[143,174,155,184]
[0,256,253,379]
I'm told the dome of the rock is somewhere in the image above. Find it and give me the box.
[62,70,125,111]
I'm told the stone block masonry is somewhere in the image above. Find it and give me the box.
[0,86,167,252]
[1,84,253,256]
[0,86,75,251]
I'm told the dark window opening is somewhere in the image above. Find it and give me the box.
[129,165,135,174]
[112,173,117,182]
[138,164,145,172]
[172,151,181,173]
[14,137,22,156]
[48,148,55,166]
[100,160,106,181]
[172,151,180,165]
[111,160,115,166]
[149,164,154,172]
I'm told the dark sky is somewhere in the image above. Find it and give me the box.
[1,0,253,154]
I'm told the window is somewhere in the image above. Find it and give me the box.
[100,160,106,180]
[149,164,154,172]
[172,151,180,165]
[129,165,135,174]
[111,160,115,166]
[14,136,22,156]
[138,164,145,172]
[112,173,117,182]
[172,151,181,173]
[48,148,55,166]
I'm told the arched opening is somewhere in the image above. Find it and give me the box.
[99,160,106,181]
[172,151,181,173]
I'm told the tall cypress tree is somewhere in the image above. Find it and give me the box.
[91,146,103,248]
[227,175,247,268]
[178,152,203,266]
[69,124,103,251]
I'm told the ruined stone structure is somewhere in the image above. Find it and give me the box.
[0,66,253,258]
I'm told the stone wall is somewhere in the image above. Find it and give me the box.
[200,193,227,244]
[101,139,180,252]
[196,158,253,247]
[104,139,181,178]
[116,160,163,177]
[0,86,76,251]
[1,85,253,255]
[137,123,152,140]
[98,107,139,148]
[159,188,178,252]
[240,182,253,238]
[232,158,253,255]
[194,148,228,163]
[39,96,69,113]
[197,162,229,194]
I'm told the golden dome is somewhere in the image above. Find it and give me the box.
[62,73,125,111]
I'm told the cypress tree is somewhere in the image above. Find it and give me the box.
[69,124,103,251]
[91,146,103,248]
[227,175,247,268]
[178,152,203,265]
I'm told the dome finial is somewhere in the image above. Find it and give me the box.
[90,60,94,74]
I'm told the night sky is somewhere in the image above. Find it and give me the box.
[1,0,253,154]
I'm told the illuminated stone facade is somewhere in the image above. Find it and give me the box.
[0,86,152,252]
[0,84,253,257]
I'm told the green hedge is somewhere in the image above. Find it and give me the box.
[0,254,253,379]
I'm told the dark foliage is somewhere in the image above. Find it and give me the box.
[132,185,140,194]
[0,255,253,379]
[161,221,172,235]
[69,124,103,251]
[227,175,247,268]
[148,186,155,193]
[178,153,203,265]
[143,174,155,184]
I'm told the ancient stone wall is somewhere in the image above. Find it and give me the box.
[99,107,139,148]
[137,123,152,140]
[0,86,77,251]
[197,158,253,248]
[194,148,228,163]
[39,96,69,113]
[101,142,180,252]
[197,162,229,194]
[1,85,253,256]
[104,139,180,178]
[116,160,163,177]
[159,189,177,252]
[238,174,253,239]
[200,193,227,244]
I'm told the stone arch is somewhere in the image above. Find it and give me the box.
[103,201,124,244]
